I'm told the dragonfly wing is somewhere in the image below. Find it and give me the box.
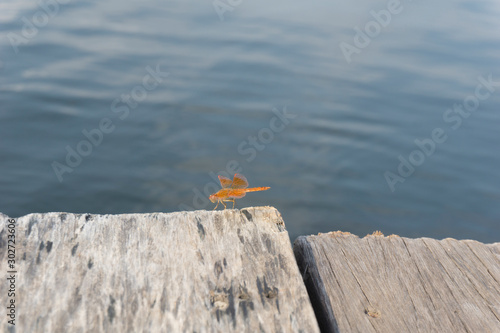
[218,175,233,188]
[230,173,249,189]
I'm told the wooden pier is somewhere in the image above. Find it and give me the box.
[0,208,499,332]
[294,231,500,332]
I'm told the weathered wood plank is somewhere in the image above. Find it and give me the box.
[294,232,500,333]
[0,208,319,332]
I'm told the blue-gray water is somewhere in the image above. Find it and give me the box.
[1,0,499,242]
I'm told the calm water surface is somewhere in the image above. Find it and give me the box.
[1,0,500,242]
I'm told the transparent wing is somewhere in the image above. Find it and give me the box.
[218,175,233,188]
[230,174,249,189]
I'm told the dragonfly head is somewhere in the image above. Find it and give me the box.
[209,194,217,203]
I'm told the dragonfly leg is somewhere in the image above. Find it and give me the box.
[232,199,235,209]
[221,201,227,210]
[213,201,219,211]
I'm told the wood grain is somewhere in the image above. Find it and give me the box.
[0,208,319,332]
[294,232,500,333]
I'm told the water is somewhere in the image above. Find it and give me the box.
[1,0,499,243]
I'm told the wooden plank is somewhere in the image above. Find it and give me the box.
[294,232,500,333]
[0,208,319,332]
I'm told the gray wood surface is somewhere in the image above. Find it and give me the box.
[0,208,319,333]
[294,231,500,333]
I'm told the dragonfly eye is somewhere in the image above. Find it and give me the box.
[209,195,216,203]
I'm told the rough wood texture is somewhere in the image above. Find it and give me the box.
[294,232,500,333]
[0,208,319,333]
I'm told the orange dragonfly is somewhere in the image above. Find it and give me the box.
[209,173,270,210]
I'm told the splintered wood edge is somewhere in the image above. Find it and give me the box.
[316,231,357,238]
[315,231,396,239]
[318,231,499,245]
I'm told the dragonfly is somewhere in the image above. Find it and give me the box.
[209,173,270,210]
